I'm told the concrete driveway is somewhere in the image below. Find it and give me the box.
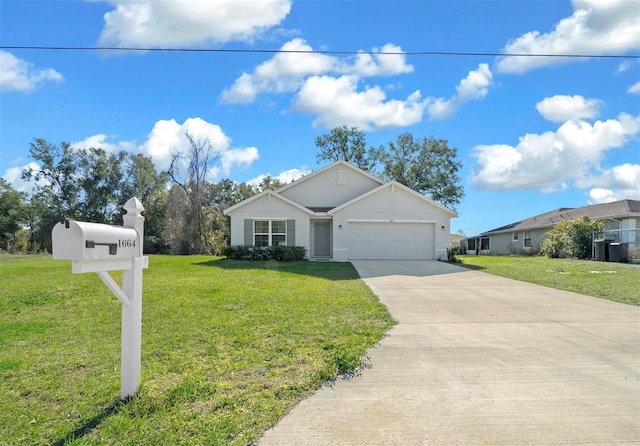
[259,260,640,445]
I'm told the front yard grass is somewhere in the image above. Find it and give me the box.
[0,255,394,445]
[458,255,640,306]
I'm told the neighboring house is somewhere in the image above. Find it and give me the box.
[224,160,457,261]
[463,199,640,255]
[449,234,465,249]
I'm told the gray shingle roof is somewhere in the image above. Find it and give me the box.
[482,199,640,235]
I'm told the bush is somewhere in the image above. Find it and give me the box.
[540,217,604,259]
[445,247,462,263]
[222,245,307,261]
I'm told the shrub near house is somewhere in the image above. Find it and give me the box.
[222,245,307,261]
[541,217,604,259]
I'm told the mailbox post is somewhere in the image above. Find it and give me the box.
[120,197,145,400]
[51,197,148,400]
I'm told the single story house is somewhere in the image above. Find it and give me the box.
[463,199,640,255]
[224,160,457,261]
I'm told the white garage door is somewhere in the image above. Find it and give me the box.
[348,222,435,260]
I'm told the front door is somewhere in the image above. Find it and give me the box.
[314,221,331,257]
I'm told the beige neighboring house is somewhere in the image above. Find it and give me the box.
[449,234,465,249]
[224,160,457,261]
[463,199,640,255]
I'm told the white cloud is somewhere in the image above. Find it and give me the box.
[291,63,492,129]
[70,134,136,153]
[209,147,260,181]
[588,188,621,204]
[221,38,338,103]
[98,0,292,47]
[220,39,414,104]
[293,75,427,130]
[221,40,489,128]
[535,95,602,122]
[344,43,414,77]
[616,60,632,73]
[471,112,640,192]
[2,162,48,194]
[579,163,640,203]
[138,117,259,181]
[140,117,231,173]
[587,184,640,204]
[247,168,310,188]
[0,51,64,92]
[427,63,493,120]
[497,0,640,73]
[628,81,640,94]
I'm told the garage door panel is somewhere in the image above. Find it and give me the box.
[348,222,434,260]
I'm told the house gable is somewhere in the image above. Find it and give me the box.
[328,181,455,261]
[223,190,312,250]
[223,190,313,216]
[329,181,457,218]
[277,160,383,209]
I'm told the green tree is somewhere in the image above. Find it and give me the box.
[117,154,169,253]
[77,147,128,223]
[255,175,285,192]
[211,179,255,214]
[23,139,126,224]
[22,139,82,219]
[541,217,604,259]
[23,190,56,253]
[375,133,464,210]
[22,138,169,252]
[315,126,377,172]
[0,179,26,252]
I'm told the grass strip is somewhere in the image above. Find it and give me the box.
[458,255,639,306]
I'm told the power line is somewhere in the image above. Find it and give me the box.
[1,45,639,59]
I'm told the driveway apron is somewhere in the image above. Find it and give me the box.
[259,260,640,445]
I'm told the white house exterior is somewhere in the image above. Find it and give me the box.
[224,161,457,261]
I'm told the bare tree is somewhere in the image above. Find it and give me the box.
[167,132,220,254]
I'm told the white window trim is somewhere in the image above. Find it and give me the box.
[513,232,519,241]
[254,220,286,247]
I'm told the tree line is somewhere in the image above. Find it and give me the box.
[1,127,464,255]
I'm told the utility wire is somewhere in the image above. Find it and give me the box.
[1,45,639,59]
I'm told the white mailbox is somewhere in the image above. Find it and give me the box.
[52,219,141,261]
[51,197,147,400]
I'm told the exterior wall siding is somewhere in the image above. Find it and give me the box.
[228,196,311,257]
[331,185,452,261]
[489,228,549,255]
[279,164,381,208]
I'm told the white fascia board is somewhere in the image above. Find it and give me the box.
[329,181,457,217]
[223,190,314,215]
[347,219,436,224]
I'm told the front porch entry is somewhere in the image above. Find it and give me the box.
[312,221,332,258]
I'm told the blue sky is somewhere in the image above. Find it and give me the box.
[1,0,639,236]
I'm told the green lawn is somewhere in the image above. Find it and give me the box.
[0,255,394,445]
[458,255,640,306]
